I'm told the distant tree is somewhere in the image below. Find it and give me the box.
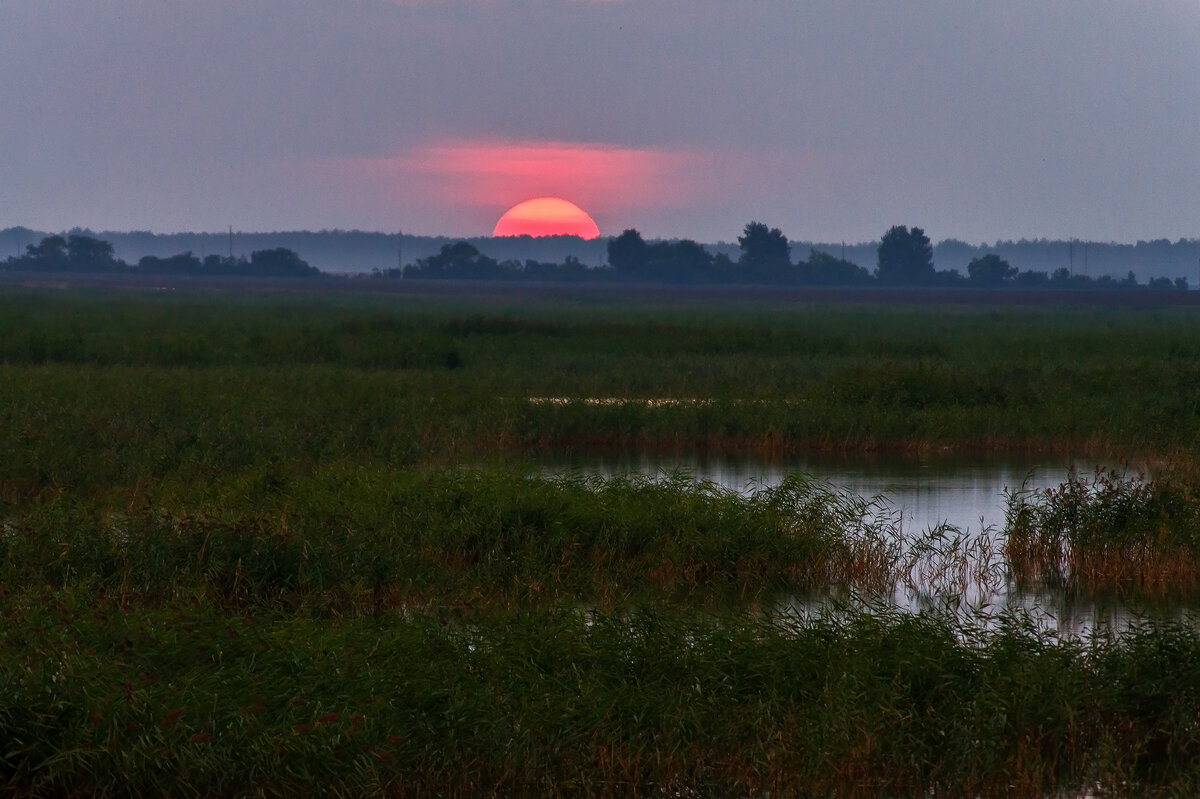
[607,229,649,275]
[710,252,735,279]
[966,253,1017,286]
[248,247,319,276]
[405,242,502,279]
[521,255,595,282]
[138,252,201,274]
[1175,277,1189,290]
[21,235,69,270]
[876,225,934,285]
[1013,269,1050,287]
[933,268,966,286]
[606,230,715,282]
[801,249,871,285]
[11,234,125,272]
[203,254,242,273]
[650,239,714,282]
[737,222,790,277]
[66,234,121,271]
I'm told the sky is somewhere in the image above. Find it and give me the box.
[2,0,1198,244]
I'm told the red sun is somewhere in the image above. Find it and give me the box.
[493,197,601,239]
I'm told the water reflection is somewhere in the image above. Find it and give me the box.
[541,450,1104,530]
[538,451,1188,637]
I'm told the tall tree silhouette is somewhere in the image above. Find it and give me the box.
[876,226,934,284]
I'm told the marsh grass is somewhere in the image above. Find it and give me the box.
[6,289,1200,794]
[4,291,1200,497]
[1006,468,1200,595]
[2,598,1199,797]
[0,467,901,611]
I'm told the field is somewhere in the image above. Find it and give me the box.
[3,284,1200,796]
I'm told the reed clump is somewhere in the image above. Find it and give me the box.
[0,467,899,610]
[1005,467,1200,595]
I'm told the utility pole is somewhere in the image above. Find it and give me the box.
[398,229,403,275]
[229,226,234,261]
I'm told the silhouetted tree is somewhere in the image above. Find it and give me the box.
[22,235,69,270]
[737,222,790,277]
[138,252,202,273]
[66,234,121,271]
[405,242,504,279]
[248,247,318,276]
[10,234,126,272]
[966,253,1017,286]
[607,229,649,275]
[649,239,713,281]
[1013,269,1049,287]
[203,254,242,273]
[606,230,717,282]
[876,226,934,285]
[801,249,872,285]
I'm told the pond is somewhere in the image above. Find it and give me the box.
[537,450,1190,637]
[542,450,1088,532]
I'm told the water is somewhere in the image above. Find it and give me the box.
[538,451,1189,637]
[541,450,1093,532]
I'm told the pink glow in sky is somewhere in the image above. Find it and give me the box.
[324,139,698,235]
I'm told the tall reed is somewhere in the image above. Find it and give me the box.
[1005,468,1200,595]
[1,599,1197,797]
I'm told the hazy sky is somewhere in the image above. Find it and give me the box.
[3,1,1198,243]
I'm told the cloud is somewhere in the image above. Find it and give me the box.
[314,138,701,232]
[304,137,875,238]
[406,139,693,207]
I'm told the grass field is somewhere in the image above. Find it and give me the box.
[3,286,1200,795]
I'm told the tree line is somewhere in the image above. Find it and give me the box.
[6,226,1197,279]
[1,234,319,278]
[397,223,1189,290]
[4,228,1190,290]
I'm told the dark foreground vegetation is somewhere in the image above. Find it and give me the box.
[6,599,1200,797]
[3,287,1200,795]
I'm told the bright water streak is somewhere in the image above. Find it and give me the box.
[543,451,1091,532]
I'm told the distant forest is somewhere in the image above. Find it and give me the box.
[2,224,1197,288]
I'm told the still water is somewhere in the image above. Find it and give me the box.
[538,451,1189,637]
[541,450,1098,531]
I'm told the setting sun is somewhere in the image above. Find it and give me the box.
[493,197,600,239]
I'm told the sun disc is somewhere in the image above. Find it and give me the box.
[493,197,600,239]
